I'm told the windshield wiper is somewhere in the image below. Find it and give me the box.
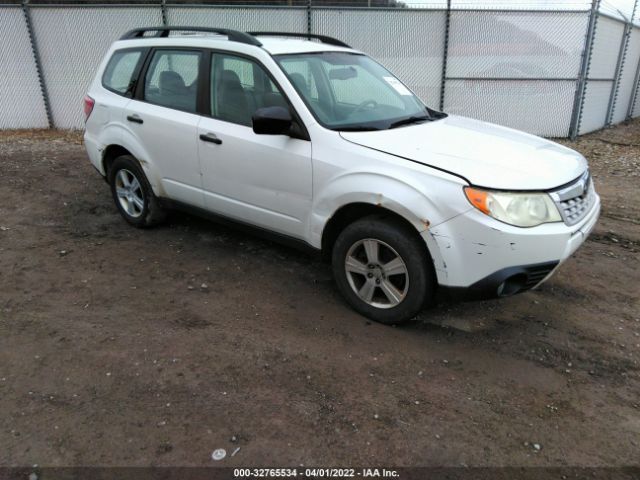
[387,115,431,129]
[335,126,382,132]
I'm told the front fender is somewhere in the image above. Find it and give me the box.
[308,171,465,278]
[310,173,432,240]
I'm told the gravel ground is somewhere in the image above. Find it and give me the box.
[0,121,638,469]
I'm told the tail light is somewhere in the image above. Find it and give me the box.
[83,95,95,122]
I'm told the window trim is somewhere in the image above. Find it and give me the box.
[101,47,149,98]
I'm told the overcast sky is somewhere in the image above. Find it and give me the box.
[402,0,638,19]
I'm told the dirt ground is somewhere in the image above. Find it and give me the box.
[0,121,638,470]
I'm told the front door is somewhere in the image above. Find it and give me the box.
[197,52,312,239]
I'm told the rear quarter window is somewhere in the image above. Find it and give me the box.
[102,49,143,96]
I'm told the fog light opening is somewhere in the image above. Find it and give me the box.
[497,274,527,297]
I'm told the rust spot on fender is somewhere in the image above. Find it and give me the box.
[422,219,431,228]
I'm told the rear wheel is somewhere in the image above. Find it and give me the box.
[332,216,435,324]
[108,155,165,228]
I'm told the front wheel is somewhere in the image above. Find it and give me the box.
[331,216,435,324]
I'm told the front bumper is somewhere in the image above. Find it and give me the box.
[424,193,600,299]
[440,261,559,301]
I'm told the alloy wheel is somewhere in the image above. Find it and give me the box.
[115,169,144,218]
[344,238,409,309]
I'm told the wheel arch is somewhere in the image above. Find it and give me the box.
[320,202,422,258]
[312,172,442,247]
[100,137,164,197]
[102,144,133,179]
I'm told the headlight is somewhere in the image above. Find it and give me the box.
[464,187,562,227]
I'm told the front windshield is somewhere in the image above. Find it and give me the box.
[275,52,438,131]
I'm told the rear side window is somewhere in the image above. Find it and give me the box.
[102,49,143,96]
[144,50,201,113]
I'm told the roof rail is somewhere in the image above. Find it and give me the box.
[120,27,263,47]
[248,32,351,48]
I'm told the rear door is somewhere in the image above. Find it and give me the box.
[197,52,312,238]
[124,48,205,208]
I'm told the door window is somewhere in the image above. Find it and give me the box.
[211,53,288,127]
[144,50,201,113]
[102,49,143,96]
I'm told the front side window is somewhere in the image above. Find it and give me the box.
[144,50,201,113]
[102,49,142,96]
[276,52,436,131]
[211,53,288,127]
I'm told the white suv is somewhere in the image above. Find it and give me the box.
[84,27,600,324]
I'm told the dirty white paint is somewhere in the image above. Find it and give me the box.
[84,35,600,293]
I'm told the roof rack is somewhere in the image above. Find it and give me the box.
[248,32,351,48]
[120,27,263,47]
[119,27,351,49]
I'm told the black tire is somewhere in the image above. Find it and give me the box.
[331,215,435,324]
[108,155,165,228]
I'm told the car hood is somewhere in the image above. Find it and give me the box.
[339,115,587,190]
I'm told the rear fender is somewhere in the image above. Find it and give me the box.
[103,123,165,197]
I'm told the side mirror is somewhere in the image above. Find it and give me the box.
[252,106,292,135]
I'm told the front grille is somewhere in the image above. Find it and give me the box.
[549,171,595,226]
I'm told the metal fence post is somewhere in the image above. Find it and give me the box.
[605,21,631,126]
[627,45,640,119]
[606,0,638,126]
[569,0,601,139]
[21,0,53,128]
[307,0,312,39]
[160,0,168,26]
[439,0,451,112]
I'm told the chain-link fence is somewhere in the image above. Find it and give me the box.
[1,0,639,137]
